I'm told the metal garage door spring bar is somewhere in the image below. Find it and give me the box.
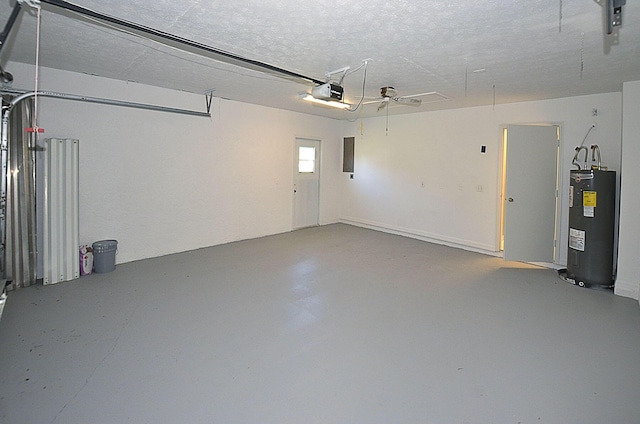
[1,88,212,120]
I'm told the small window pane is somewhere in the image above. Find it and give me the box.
[299,147,315,161]
[299,161,315,173]
[298,147,316,173]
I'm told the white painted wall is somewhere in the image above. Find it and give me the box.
[5,62,634,302]
[616,81,640,301]
[339,93,623,266]
[7,62,342,265]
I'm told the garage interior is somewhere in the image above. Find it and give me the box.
[1,1,640,422]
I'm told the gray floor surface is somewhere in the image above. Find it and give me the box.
[1,224,639,424]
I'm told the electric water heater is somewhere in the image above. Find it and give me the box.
[567,169,616,288]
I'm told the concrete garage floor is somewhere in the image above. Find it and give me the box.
[1,224,639,423]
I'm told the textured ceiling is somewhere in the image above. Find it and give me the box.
[1,0,639,119]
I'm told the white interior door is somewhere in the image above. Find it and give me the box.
[503,125,559,262]
[293,138,320,229]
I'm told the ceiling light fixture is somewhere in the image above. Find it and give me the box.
[300,77,350,109]
[299,93,351,110]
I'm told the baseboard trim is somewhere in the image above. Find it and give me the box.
[614,279,640,301]
[339,217,498,257]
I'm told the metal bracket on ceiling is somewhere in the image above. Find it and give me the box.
[204,89,215,114]
[594,0,627,35]
[325,66,351,86]
[605,0,626,34]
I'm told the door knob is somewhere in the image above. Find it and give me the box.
[508,197,514,202]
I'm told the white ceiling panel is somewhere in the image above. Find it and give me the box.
[1,0,639,119]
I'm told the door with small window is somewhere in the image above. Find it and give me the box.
[293,138,320,229]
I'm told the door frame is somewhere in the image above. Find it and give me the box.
[292,136,322,229]
[496,122,563,264]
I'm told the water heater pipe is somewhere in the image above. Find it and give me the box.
[591,144,602,170]
[572,146,589,170]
